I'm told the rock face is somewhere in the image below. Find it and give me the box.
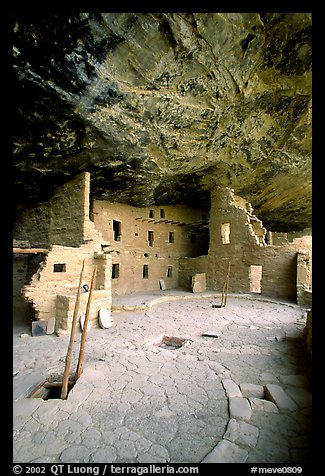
[13,12,312,231]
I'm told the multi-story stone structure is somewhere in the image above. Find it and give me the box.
[13,172,312,335]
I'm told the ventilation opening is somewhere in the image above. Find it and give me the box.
[53,263,66,272]
[29,377,76,400]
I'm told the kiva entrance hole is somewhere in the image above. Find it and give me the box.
[29,377,76,400]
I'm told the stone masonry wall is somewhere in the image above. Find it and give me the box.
[13,172,92,248]
[179,186,312,302]
[49,172,90,247]
[92,201,209,294]
[23,243,112,329]
[14,203,50,248]
[18,173,112,332]
[55,289,112,333]
[178,256,209,290]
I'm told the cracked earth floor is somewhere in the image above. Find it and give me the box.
[13,292,312,464]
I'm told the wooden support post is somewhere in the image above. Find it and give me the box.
[76,265,97,379]
[60,260,85,400]
[223,262,231,307]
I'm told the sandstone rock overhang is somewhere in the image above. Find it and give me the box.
[13,12,312,232]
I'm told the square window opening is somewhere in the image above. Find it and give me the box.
[53,263,66,272]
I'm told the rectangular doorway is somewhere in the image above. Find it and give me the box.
[249,265,262,293]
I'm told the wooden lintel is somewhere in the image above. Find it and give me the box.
[13,248,49,255]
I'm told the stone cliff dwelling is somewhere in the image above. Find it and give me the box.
[12,10,313,364]
[13,171,312,337]
[12,12,312,465]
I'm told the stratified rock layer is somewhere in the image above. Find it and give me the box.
[13,13,312,231]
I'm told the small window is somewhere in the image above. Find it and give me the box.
[160,209,165,218]
[190,233,196,243]
[113,220,121,241]
[149,210,154,218]
[53,263,66,272]
[112,264,120,279]
[169,231,175,243]
[167,266,173,278]
[221,223,231,244]
[143,264,149,279]
[148,230,154,247]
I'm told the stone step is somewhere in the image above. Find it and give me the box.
[264,384,298,411]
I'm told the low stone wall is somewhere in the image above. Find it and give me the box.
[56,290,112,334]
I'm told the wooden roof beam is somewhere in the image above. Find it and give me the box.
[13,248,49,255]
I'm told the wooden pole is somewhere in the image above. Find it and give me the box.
[13,248,49,254]
[221,279,226,307]
[76,264,97,379]
[223,262,231,307]
[60,260,85,400]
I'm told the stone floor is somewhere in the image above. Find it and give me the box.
[13,291,312,464]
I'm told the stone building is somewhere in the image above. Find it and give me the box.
[13,173,112,335]
[13,171,312,336]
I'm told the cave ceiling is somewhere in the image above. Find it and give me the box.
[13,12,312,231]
